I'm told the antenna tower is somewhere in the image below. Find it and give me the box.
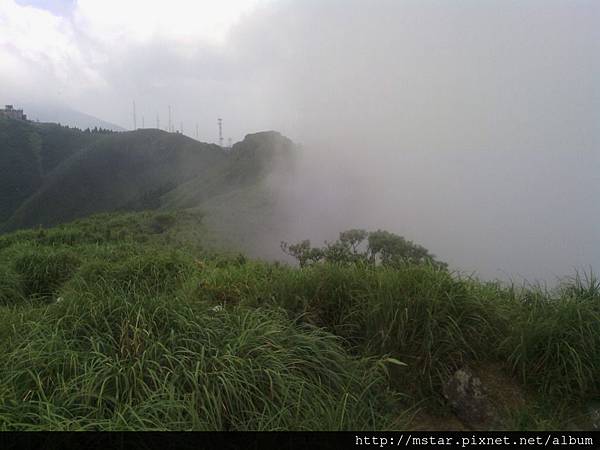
[196,123,199,139]
[133,100,137,130]
[168,105,172,132]
[218,118,223,147]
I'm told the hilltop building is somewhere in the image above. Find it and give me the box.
[0,105,27,120]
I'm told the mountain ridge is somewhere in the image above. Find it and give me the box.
[21,102,126,132]
[0,119,298,256]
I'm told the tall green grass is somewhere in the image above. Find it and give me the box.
[191,260,599,409]
[0,264,23,306]
[0,281,399,430]
[502,272,600,400]
[0,211,598,429]
[13,247,81,300]
[194,262,509,401]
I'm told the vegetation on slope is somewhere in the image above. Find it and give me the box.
[0,212,398,430]
[159,131,297,256]
[0,118,104,223]
[2,129,227,231]
[161,130,296,210]
[0,211,598,430]
[0,122,295,261]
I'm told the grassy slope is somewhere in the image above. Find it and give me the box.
[162,131,295,207]
[0,211,598,430]
[2,129,227,231]
[0,118,103,223]
[161,130,297,256]
[0,211,398,430]
[0,125,293,258]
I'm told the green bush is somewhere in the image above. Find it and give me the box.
[281,229,446,269]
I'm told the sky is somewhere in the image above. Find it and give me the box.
[1,0,274,140]
[1,0,599,283]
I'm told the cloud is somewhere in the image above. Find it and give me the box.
[0,0,100,102]
[73,0,267,46]
[0,0,271,130]
[0,0,599,282]
[249,0,600,282]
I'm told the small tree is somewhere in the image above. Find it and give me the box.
[281,229,446,270]
[280,240,324,268]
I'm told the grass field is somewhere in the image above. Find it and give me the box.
[0,211,598,430]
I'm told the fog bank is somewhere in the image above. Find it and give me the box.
[254,0,600,283]
[2,0,599,283]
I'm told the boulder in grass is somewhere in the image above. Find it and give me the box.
[587,401,600,430]
[443,367,497,429]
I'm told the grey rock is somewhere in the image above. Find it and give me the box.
[587,402,600,430]
[443,367,497,428]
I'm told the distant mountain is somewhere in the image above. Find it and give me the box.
[2,127,226,230]
[0,118,297,256]
[21,102,126,131]
[0,117,106,223]
[162,131,297,255]
[162,131,296,209]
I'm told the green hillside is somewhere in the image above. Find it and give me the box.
[0,121,294,258]
[0,211,597,430]
[161,131,297,256]
[3,129,227,231]
[0,118,104,223]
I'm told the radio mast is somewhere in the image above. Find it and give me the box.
[218,118,223,147]
[133,100,137,130]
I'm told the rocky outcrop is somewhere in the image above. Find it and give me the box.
[443,367,498,429]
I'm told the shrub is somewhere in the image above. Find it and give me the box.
[281,229,446,269]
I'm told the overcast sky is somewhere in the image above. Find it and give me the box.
[1,0,598,143]
[1,0,276,140]
[1,0,599,283]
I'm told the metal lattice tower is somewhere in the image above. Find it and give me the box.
[168,105,172,132]
[133,100,137,130]
[218,118,223,147]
